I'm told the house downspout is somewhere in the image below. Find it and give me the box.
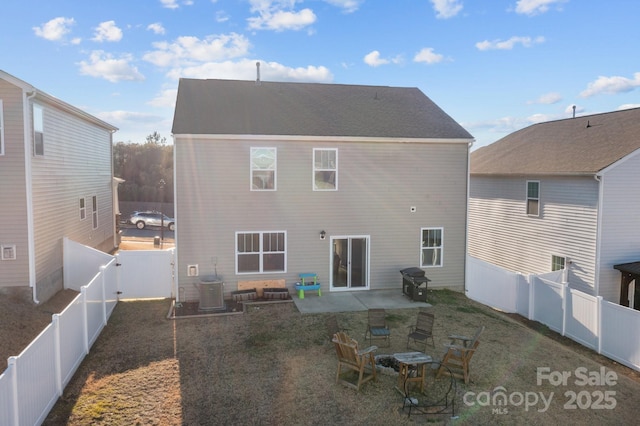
[24,90,39,304]
[464,140,475,294]
[594,174,603,298]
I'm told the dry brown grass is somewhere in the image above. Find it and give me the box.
[42,290,640,425]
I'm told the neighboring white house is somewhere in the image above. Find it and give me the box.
[0,70,118,303]
[469,107,640,307]
[171,77,474,301]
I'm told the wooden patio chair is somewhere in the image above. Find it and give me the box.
[364,308,391,347]
[407,309,435,352]
[436,326,485,384]
[402,361,457,419]
[332,331,378,391]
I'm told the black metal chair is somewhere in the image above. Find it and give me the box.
[407,309,435,351]
[402,361,457,419]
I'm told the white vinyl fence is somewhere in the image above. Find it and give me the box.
[0,238,175,426]
[467,255,640,372]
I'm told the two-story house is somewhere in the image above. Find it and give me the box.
[171,77,474,302]
[0,70,118,303]
[469,108,640,307]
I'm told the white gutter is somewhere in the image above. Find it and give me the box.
[464,139,475,294]
[594,173,603,298]
[24,90,39,304]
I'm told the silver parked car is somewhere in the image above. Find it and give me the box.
[128,211,175,231]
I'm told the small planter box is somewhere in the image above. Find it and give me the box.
[231,289,258,302]
[263,287,290,300]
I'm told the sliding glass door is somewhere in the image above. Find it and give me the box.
[331,236,369,290]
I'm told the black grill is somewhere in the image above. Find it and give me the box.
[400,267,430,302]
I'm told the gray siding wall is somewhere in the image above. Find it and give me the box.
[30,98,115,300]
[175,137,469,299]
[598,152,640,302]
[469,175,598,294]
[0,80,30,287]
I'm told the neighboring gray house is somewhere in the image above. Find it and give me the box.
[172,78,474,302]
[469,108,640,307]
[0,70,118,303]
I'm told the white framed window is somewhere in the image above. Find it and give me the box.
[236,231,286,274]
[420,227,443,267]
[92,196,98,229]
[552,255,566,271]
[0,99,4,156]
[79,197,86,220]
[527,180,540,216]
[313,148,338,190]
[250,147,276,191]
[1,244,16,261]
[33,104,44,156]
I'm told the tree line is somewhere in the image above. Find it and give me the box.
[113,132,174,202]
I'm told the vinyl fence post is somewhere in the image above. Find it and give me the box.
[100,265,107,325]
[561,283,568,337]
[596,296,603,354]
[81,287,89,355]
[53,314,63,396]
[527,274,534,321]
[8,356,19,426]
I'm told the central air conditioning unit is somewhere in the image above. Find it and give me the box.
[198,276,225,311]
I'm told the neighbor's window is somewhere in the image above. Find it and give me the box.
[92,196,98,229]
[251,147,276,190]
[33,104,44,156]
[236,231,286,274]
[552,255,566,271]
[421,227,443,267]
[79,197,86,220]
[313,148,338,190]
[0,100,4,155]
[527,180,540,216]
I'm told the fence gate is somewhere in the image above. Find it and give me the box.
[116,249,175,299]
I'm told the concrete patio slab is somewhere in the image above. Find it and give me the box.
[292,289,431,314]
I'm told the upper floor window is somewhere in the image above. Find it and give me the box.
[0,99,4,156]
[236,231,286,274]
[526,180,540,216]
[79,197,86,220]
[313,148,338,190]
[251,147,276,191]
[421,227,443,267]
[33,104,44,156]
[551,255,566,271]
[92,196,98,229]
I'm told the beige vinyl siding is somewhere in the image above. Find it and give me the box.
[175,137,468,299]
[0,80,30,286]
[469,175,598,294]
[30,99,114,293]
[598,152,640,302]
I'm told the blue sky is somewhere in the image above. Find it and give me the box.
[2,0,639,149]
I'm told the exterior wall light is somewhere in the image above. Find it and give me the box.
[320,230,326,240]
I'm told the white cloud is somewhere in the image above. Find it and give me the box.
[528,92,562,104]
[476,36,545,50]
[147,23,166,35]
[618,103,640,110]
[92,21,123,42]
[364,51,389,67]
[580,73,640,98]
[430,0,463,19]
[98,110,164,124]
[148,89,178,108]
[33,17,75,42]
[248,7,316,31]
[78,50,145,83]
[413,47,445,64]
[165,59,333,83]
[514,0,568,16]
[160,0,192,9]
[216,11,230,23]
[143,33,251,67]
[323,0,363,13]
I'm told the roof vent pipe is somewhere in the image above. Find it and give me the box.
[256,62,260,84]
[572,105,576,118]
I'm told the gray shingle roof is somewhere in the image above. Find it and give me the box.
[471,108,640,176]
[171,78,473,140]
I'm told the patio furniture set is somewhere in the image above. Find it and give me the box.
[331,308,485,419]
